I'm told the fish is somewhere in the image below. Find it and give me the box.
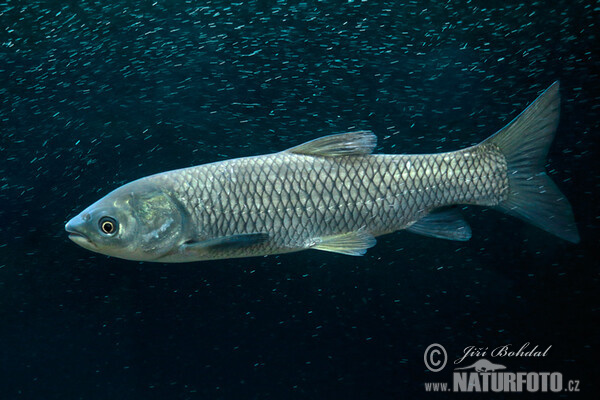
[65,81,579,262]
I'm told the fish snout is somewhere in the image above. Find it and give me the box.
[65,213,95,247]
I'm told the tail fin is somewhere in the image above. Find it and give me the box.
[481,81,580,243]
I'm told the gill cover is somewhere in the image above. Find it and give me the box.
[129,189,186,258]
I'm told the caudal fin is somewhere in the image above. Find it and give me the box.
[481,81,580,243]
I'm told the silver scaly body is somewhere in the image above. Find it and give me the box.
[146,142,505,261]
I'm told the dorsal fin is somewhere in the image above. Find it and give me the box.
[286,131,377,157]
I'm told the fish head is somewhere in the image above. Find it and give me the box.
[65,182,186,261]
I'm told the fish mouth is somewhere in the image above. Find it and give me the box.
[65,225,96,248]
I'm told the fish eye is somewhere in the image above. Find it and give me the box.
[99,216,118,236]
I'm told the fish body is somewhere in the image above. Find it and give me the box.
[65,82,579,262]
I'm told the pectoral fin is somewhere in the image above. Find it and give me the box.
[182,232,270,252]
[407,208,472,241]
[311,230,377,256]
[286,131,377,157]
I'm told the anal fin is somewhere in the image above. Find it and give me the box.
[312,229,376,256]
[407,208,472,241]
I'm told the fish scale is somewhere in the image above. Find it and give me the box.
[65,82,579,262]
[142,145,506,261]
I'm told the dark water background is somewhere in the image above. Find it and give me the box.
[1,1,598,399]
